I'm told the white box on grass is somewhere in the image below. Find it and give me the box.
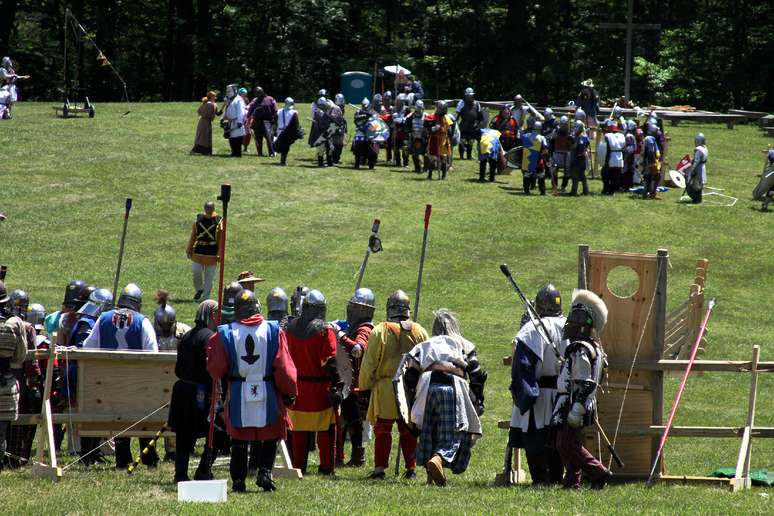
[177,480,228,503]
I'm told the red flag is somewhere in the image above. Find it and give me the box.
[676,154,692,172]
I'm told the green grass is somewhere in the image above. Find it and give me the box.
[1,102,773,514]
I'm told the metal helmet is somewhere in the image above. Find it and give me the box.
[435,100,447,114]
[318,88,328,98]
[574,107,586,121]
[9,289,29,318]
[695,132,706,146]
[513,94,524,104]
[253,86,265,97]
[284,97,295,108]
[612,106,623,118]
[266,287,289,314]
[317,96,329,108]
[386,289,411,320]
[221,281,244,323]
[76,284,97,306]
[1,57,12,70]
[154,302,177,338]
[574,120,585,134]
[534,284,562,317]
[63,279,86,308]
[347,288,375,327]
[415,99,424,110]
[559,115,569,125]
[301,289,326,321]
[361,97,371,109]
[234,289,260,321]
[238,87,248,96]
[384,90,393,99]
[334,93,345,106]
[647,123,659,136]
[27,303,46,331]
[0,280,8,304]
[626,119,637,132]
[464,87,475,97]
[225,84,238,99]
[533,120,543,132]
[544,107,554,119]
[117,283,142,312]
[78,288,113,318]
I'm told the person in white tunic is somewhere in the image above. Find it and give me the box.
[686,133,708,204]
[509,284,567,485]
[223,84,246,157]
[597,119,627,194]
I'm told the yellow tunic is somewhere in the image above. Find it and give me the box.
[358,320,429,424]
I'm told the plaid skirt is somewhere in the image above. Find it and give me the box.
[415,383,473,474]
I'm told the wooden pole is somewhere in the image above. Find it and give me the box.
[733,345,760,491]
[32,344,62,480]
[624,0,634,102]
[651,248,668,475]
[578,244,590,289]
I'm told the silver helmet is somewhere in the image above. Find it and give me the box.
[284,97,295,108]
[559,115,569,125]
[626,119,637,132]
[301,289,326,321]
[533,120,543,132]
[415,99,424,110]
[1,57,11,69]
[334,93,345,106]
[361,97,371,109]
[386,289,411,321]
[154,299,177,338]
[464,87,475,97]
[612,106,623,118]
[574,107,586,121]
[9,289,29,318]
[346,288,375,327]
[695,132,706,145]
[27,303,47,331]
[78,288,113,318]
[317,96,329,109]
[383,90,393,99]
[544,107,554,119]
[225,84,238,100]
[117,283,142,312]
[435,100,447,114]
[266,287,289,314]
[318,88,328,98]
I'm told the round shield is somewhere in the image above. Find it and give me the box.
[669,169,686,189]
[366,116,390,142]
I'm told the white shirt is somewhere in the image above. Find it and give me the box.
[597,132,626,168]
[82,313,158,352]
[225,96,246,138]
[277,107,297,132]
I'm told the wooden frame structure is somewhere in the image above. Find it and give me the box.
[19,348,301,481]
[577,245,773,489]
[664,259,709,360]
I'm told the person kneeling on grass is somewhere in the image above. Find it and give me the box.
[404,309,484,486]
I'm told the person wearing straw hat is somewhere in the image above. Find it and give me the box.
[576,80,599,131]
[237,271,265,293]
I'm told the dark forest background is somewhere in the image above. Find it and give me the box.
[1,0,772,110]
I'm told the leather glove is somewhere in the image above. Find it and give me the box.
[568,402,586,428]
[351,344,363,358]
[326,386,344,407]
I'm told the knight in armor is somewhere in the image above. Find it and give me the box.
[391,96,410,167]
[598,119,626,195]
[0,57,30,119]
[359,290,429,479]
[310,97,344,168]
[83,283,159,469]
[274,97,301,166]
[4,289,41,469]
[552,289,612,489]
[406,99,428,173]
[332,94,348,164]
[490,106,518,153]
[401,309,485,486]
[223,84,247,157]
[0,281,28,467]
[568,121,591,196]
[207,289,297,492]
[621,120,638,189]
[521,120,549,195]
[685,133,708,204]
[246,87,278,157]
[186,201,223,301]
[284,290,339,475]
[641,122,663,199]
[352,98,378,170]
[68,287,113,465]
[330,288,375,468]
[425,101,453,180]
[509,285,567,485]
[455,88,485,160]
[550,116,573,194]
[169,300,226,482]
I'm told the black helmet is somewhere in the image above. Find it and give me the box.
[63,279,86,308]
[9,289,30,318]
[534,284,562,317]
[221,281,244,323]
[234,289,260,321]
[76,284,97,306]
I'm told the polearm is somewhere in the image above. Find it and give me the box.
[127,423,167,474]
[111,197,132,302]
[646,298,717,486]
[498,264,561,362]
[413,204,432,321]
[355,219,382,290]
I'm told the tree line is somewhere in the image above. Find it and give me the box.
[2,0,772,111]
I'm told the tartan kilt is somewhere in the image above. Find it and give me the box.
[415,382,473,474]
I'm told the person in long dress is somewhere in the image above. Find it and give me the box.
[192,91,220,155]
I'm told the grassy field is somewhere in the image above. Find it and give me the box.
[0,102,772,514]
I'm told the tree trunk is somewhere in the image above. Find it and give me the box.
[0,0,18,57]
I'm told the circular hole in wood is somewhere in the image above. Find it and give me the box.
[607,265,640,299]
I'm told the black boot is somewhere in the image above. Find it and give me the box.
[327,154,334,167]
[318,156,325,168]
[441,163,447,180]
[280,153,287,166]
[256,468,277,492]
[466,144,472,160]
[459,145,465,160]
[427,166,434,180]
[174,452,191,483]
[479,161,486,182]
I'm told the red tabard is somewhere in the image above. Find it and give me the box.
[286,327,337,413]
